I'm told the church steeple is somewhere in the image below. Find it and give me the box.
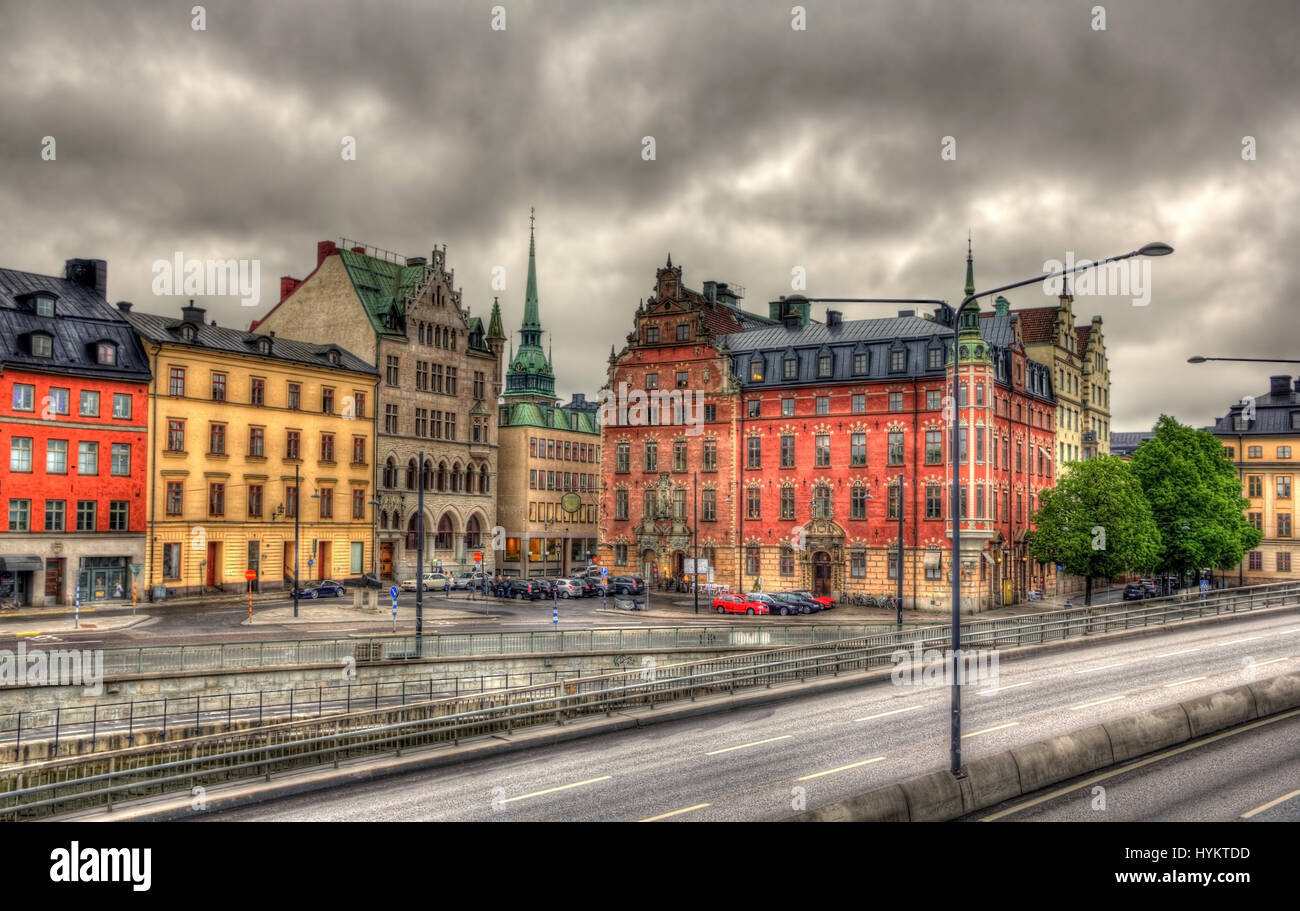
[964,232,975,298]
[521,207,542,347]
[504,207,555,402]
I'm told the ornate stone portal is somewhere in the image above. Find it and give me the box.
[800,510,846,595]
[633,472,692,579]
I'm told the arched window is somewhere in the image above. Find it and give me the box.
[452,461,463,492]
[406,459,417,490]
[466,515,482,548]
[436,514,453,550]
[379,510,388,530]
[480,466,490,494]
[465,464,476,494]
[437,461,448,492]
[406,513,421,550]
[383,457,396,488]
[422,459,435,490]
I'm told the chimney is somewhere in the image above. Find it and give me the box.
[994,296,1010,317]
[351,246,365,254]
[64,258,108,299]
[1294,377,1300,395]
[702,281,717,303]
[280,276,302,302]
[115,301,132,313]
[827,310,843,328]
[783,312,802,330]
[181,299,206,326]
[1269,375,1291,398]
[316,240,337,267]
[898,309,915,318]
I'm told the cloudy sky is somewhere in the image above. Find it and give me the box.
[3,0,1297,430]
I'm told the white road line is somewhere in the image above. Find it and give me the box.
[1069,695,1126,710]
[962,722,1019,739]
[1215,636,1265,647]
[1253,656,1292,668]
[1242,789,1300,820]
[640,803,711,822]
[705,735,792,756]
[1075,662,1126,674]
[854,704,924,721]
[1154,647,1200,658]
[501,775,612,803]
[1279,627,1300,635]
[980,681,1034,695]
[797,757,886,781]
[1164,676,1208,688]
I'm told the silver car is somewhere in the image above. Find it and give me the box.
[553,578,580,599]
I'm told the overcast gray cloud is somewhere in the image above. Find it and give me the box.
[2,0,1297,430]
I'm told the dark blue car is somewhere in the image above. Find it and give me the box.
[298,579,347,599]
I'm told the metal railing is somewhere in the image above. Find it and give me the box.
[2,580,1296,819]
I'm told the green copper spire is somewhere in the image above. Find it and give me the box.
[487,296,505,340]
[504,207,555,401]
[964,232,975,298]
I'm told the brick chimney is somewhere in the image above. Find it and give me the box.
[1269,375,1291,398]
[826,310,843,328]
[280,276,302,302]
[316,240,338,267]
[64,258,108,299]
[181,299,206,326]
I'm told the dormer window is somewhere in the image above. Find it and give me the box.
[258,338,272,355]
[35,294,55,317]
[327,349,340,365]
[180,323,197,343]
[96,342,116,366]
[31,333,54,357]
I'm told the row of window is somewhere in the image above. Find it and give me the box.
[8,499,129,532]
[166,368,367,417]
[10,385,133,419]
[382,404,476,443]
[749,347,944,383]
[1246,476,1293,498]
[1246,551,1293,572]
[529,437,600,462]
[23,330,117,365]
[643,322,695,345]
[164,423,367,464]
[531,471,595,492]
[162,481,366,520]
[1233,445,1296,460]
[380,458,491,494]
[606,542,948,581]
[611,484,1034,524]
[1246,512,1293,537]
[414,322,458,350]
[529,502,597,523]
[9,439,132,475]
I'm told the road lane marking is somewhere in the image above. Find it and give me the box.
[1154,647,1200,658]
[797,757,886,781]
[982,708,1300,820]
[14,632,41,638]
[1253,656,1292,668]
[501,775,612,803]
[1074,662,1126,674]
[1241,789,1300,819]
[962,722,1019,739]
[980,681,1033,695]
[1278,627,1300,634]
[1068,695,1126,710]
[640,803,711,822]
[1215,636,1264,647]
[854,704,924,721]
[705,735,792,756]
[1164,676,1207,688]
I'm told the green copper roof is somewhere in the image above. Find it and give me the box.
[505,213,556,400]
[337,249,426,336]
[487,297,505,339]
[964,234,975,298]
[499,400,600,433]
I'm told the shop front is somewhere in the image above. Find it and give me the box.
[0,555,43,607]
[77,556,130,602]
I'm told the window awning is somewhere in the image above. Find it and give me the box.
[981,551,996,564]
[923,550,942,569]
[1014,528,1029,543]
[0,555,44,572]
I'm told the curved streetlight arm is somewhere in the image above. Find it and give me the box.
[1188,356,1300,364]
[957,246,1166,310]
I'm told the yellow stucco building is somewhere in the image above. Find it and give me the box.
[123,301,378,598]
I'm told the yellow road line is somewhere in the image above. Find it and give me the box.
[640,803,711,822]
[1241,789,1300,820]
[705,735,792,756]
[797,757,886,781]
[14,631,41,638]
[501,775,612,804]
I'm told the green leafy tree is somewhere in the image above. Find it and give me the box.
[1129,415,1261,579]
[1030,456,1162,605]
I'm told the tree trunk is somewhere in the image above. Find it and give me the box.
[1085,575,1093,607]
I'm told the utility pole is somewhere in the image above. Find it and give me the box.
[416,450,424,657]
[293,462,300,618]
[693,471,700,615]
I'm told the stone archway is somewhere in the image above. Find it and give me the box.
[813,551,832,596]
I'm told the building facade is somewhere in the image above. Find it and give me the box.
[0,258,152,607]
[496,220,600,579]
[598,250,1061,611]
[1212,374,1300,584]
[253,239,504,582]
[1010,277,1112,464]
[126,301,377,598]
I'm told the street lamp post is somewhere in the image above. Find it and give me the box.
[369,497,381,583]
[292,463,300,618]
[416,450,424,658]
[896,471,904,630]
[693,470,700,615]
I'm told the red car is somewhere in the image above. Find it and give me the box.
[712,593,769,615]
[792,590,835,610]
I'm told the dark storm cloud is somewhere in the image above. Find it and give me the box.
[2,0,1297,430]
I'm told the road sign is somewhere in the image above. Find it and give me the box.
[1056,564,1064,572]
[601,567,608,577]
[390,586,399,599]
[130,563,143,577]
[245,569,257,582]
[474,552,482,563]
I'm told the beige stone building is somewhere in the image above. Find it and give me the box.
[253,239,504,582]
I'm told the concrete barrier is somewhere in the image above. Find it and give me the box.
[789,673,1300,822]
[1103,704,1192,763]
[1178,685,1257,738]
[1011,724,1113,794]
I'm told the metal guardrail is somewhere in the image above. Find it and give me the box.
[2,579,1296,819]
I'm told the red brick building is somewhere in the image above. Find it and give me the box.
[598,251,1060,611]
[0,259,152,606]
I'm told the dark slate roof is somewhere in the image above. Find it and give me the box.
[124,309,377,375]
[1111,431,1154,456]
[1210,376,1300,436]
[0,266,152,382]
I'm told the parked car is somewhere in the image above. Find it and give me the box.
[792,590,835,610]
[453,571,486,590]
[712,593,768,615]
[1122,583,1156,600]
[400,572,449,592]
[498,579,543,600]
[553,578,581,599]
[573,577,601,598]
[610,576,645,596]
[771,592,821,615]
[298,579,347,599]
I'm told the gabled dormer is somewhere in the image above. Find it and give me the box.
[15,290,59,317]
[87,339,117,366]
[25,330,55,358]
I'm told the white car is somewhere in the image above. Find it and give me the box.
[453,571,486,590]
[400,573,449,592]
[553,578,580,599]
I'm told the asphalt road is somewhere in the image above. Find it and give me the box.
[200,608,1300,822]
